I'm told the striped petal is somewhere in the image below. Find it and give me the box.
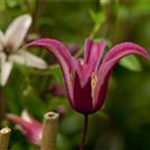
[25,38,75,105]
[76,39,107,88]
[93,42,149,111]
[84,39,107,72]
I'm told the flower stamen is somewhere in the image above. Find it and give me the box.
[70,71,75,86]
[91,72,97,99]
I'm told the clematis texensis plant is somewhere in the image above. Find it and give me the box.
[25,38,149,150]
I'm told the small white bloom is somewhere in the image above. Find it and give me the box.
[4,14,32,50]
[0,14,48,86]
[9,51,47,69]
[1,60,13,86]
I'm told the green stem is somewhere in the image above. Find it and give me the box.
[75,23,101,58]
[89,24,101,39]
[79,114,89,150]
[75,0,108,58]
[0,89,6,124]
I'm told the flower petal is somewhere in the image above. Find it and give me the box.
[5,14,32,50]
[6,114,30,132]
[9,51,48,69]
[84,39,107,72]
[7,111,42,146]
[21,110,38,124]
[76,39,107,88]
[0,53,13,86]
[102,42,149,63]
[73,58,94,88]
[25,38,75,105]
[25,39,74,70]
[84,39,93,63]
[72,72,93,114]
[93,42,149,111]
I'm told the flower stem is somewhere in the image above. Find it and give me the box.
[0,90,6,124]
[79,114,89,150]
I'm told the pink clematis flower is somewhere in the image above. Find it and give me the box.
[25,39,149,114]
[7,110,42,146]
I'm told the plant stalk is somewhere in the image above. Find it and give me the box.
[41,112,59,150]
[0,127,11,150]
[79,114,89,150]
[0,90,6,124]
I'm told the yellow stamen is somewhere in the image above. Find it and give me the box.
[91,72,97,99]
[70,71,75,85]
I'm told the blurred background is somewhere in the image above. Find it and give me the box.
[0,0,150,150]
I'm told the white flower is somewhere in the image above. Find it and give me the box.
[0,14,48,86]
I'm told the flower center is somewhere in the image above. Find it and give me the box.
[91,72,97,99]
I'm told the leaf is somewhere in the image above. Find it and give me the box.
[96,110,108,119]
[89,10,106,25]
[100,0,111,5]
[119,55,142,71]
[93,38,112,47]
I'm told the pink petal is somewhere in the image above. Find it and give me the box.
[72,72,93,114]
[93,42,149,111]
[76,39,107,88]
[72,58,90,87]
[25,39,74,69]
[102,42,149,63]
[84,39,107,72]
[84,39,93,63]
[7,112,42,145]
[21,110,40,126]
[6,114,30,133]
[25,39,75,105]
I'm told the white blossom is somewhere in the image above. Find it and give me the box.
[0,14,48,86]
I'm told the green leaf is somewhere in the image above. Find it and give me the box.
[0,0,6,11]
[100,0,111,5]
[89,10,106,25]
[120,55,142,71]
[96,110,108,119]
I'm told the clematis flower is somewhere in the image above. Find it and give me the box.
[25,38,149,114]
[7,110,42,146]
[0,14,47,86]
